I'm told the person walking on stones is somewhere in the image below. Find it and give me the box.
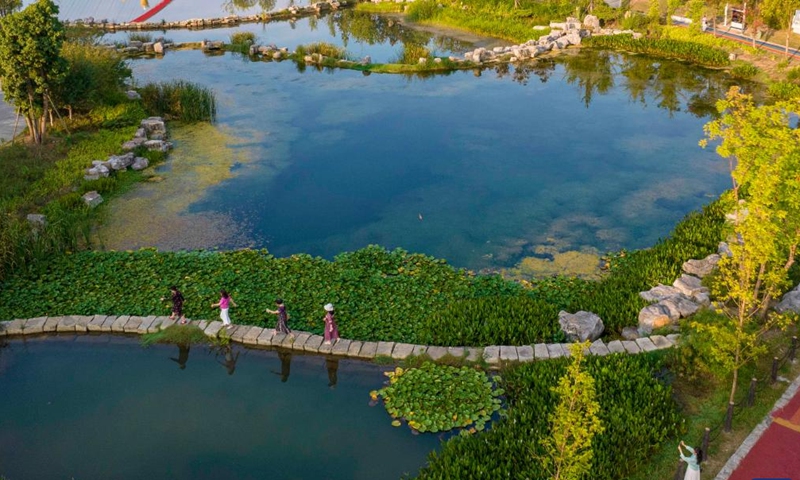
[161,286,186,324]
[266,298,292,335]
[678,440,700,480]
[211,289,237,329]
[323,303,339,345]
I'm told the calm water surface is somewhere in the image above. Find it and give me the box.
[0,336,440,480]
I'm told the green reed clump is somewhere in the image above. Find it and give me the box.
[230,31,256,46]
[731,63,759,79]
[295,42,350,60]
[141,324,210,346]
[139,80,217,123]
[584,34,731,67]
[128,32,153,43]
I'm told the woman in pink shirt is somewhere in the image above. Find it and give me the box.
[211,289,237,329]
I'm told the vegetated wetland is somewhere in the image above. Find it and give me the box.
[97,20,747,274]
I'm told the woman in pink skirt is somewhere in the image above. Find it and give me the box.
[323,303,339,344]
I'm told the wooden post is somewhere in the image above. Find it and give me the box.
[747,378,757,407]
[771,356,779,384]
[701,428,710,463]
[724,402,734,432]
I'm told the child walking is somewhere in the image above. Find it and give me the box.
[266,298,292,335]
[161,286,186,324]
[211,289,237,329]
[323,303,339,345]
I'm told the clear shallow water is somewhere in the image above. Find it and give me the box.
[0,336,440,480]
[107,46,737,270]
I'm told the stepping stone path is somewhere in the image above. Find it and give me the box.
[0,316,680,367]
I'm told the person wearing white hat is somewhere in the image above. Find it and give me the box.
[323,303,339,344]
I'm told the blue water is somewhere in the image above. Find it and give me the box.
[124,45,735,269]
[0,336,441,479]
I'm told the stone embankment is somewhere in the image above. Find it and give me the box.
[65,0,347,32]
[0,315,679,367]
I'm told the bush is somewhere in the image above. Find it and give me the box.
[127,32,153,43]
[294,42,349,60]
[768,81,800,100]
[584,34,731,67]
[392,43,431,65]
[229,31,256,46]
[138,80,217,123]
[731,63,759,79]
[54,42,132,114]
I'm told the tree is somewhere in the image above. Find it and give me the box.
[0,0,66,144]
[540,342,604,480]
[0,0,20,17]
[761,0,800,53]
[695,87,800,408]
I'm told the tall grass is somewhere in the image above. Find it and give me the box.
[392,43,431,65]
[128,32,154,43]
[138,81,217,123]
[229,31,256,46]
[294,42,350,60]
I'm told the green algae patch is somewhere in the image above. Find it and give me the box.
[95,122,254,251]
[504,248,603,280]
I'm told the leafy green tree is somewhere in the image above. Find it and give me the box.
[540,341,604,480]
[0,0,21,17]
[696,87,800,405]
[761,0,800,53]
[0,0,66,144]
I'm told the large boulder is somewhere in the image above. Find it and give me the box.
[131,157,149,171]
[776,284,800,314]
[144,140,172,152]
[682,254,721,278]
[583,14,600,30]
[661,295,700,318]
[122,137,146,150]
[107,153,134,170]
[638,303,674,335]
[673,274,709,299]
[718,241,733,257]
[140,117,166,137]
[558,310,604,342]
[82,191,103,208]
[640,284,682,303]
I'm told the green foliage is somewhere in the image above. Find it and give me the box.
[730,63,759,79]
[0,0,21,17]
[416,353,682,479]
[141,323,209,346]
[392,43,431,65]
[294,42,349,60]
[373,363,503,433]
[660,25,759,54]
[127,32,154,44]
[768,81,800,100]
[540,342,604,480]
[229,31,257,47]
[54,42,132,113]
[355,1,406,13]
[420,295,563,346]
[786,66,800,82]
[138,80,217,123]
[621,12,651,30]
[0,0,67,143]
[584,34,731,67]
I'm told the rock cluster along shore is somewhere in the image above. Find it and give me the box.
[84,116,170,183]
[64,0,346,32]
[0,315,678,367]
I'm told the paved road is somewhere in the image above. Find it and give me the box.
[728,382,800,480]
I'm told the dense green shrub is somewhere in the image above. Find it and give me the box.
[392,43,431,65]
[731,63,759,79]
[584,34,731,67]
[54,42,132,114]
[769,81,800,100]
[416,353,682,479]
[138,80,217,123]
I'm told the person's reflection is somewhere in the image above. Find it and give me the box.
[326,357,339,389]
[170,344,190,370]
[217,344,240,376]
[271,350,292,383]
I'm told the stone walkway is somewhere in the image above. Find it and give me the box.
[0,316,679,365]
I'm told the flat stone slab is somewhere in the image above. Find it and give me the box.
[517,345,534,362]
[666,333,681,345]
[621,340,641,354]
[23,317,47,334]
[57,316,77,332]
[500,345,519,361]
[43,316,61,332]
[411,345,428,357]
[111,315,130,332]
[650,335,672,349]
[358,341,378,359]
[447,346,465,358]
[230,325,251,342]
[331,339,352,356]
[547,343,565,358]
[272,332,288,346]
[4,319,25,335]
[589,340,610,356]
[376,341,395,357]
[123,316,144,333]
[257,329,275,346]
[101,315,118,332]
[347,341,363,357]
[292,332,311,350]
[318,339,334,354]
[147,316,166,333]
[483,346,500,365]
[137,315,157,334]
[195,320,208,331]
[243,327,263,345]
[204,321,224,338]
[465,347,482,362]
[561,344,575,357]
[427,346,449,361]
[74,315,93,332]
[635,337,657,353]
[534,343,549,359]
[87,315,108,332]
[0,321,7,336]
[304,335,324,352]
[391,343,414,360]
[607,340,625,354]
[158,317,177,331]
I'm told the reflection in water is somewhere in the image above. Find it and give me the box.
[271,350,292,382]
[326,357,338,388]
[170,344,190,370]
[222,0,278,15]
[217,344,240,375]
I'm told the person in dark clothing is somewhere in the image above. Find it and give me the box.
[161,286,186,324]
[266,298,292,335]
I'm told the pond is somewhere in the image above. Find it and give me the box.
[0,336,441,479]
